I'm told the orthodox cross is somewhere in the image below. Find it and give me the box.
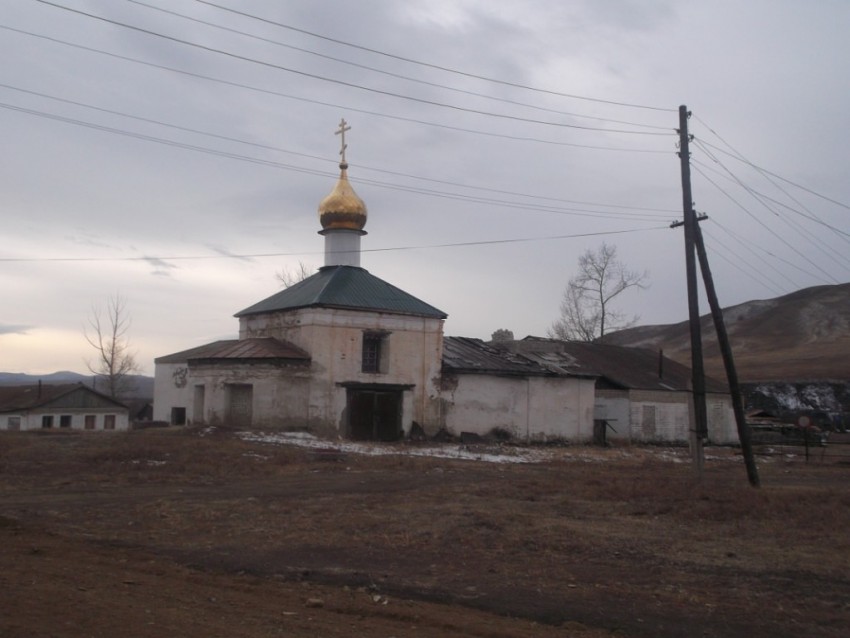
[335,118,351,164]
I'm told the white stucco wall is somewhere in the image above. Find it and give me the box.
[154,307,445,435]
[594,389,631,442]
[153,362,192,423]
[239,307,445,432]
[2,410,129,431]
[707,393,738,444]
[439,373,595,442]
[619,390,737,444]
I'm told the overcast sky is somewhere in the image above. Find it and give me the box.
[2,0,849,375]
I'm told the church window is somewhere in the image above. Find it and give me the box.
[362,332,389,374]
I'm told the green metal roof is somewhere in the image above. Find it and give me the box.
[235,266,448,319]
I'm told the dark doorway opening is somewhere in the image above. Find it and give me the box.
[171,407,186,426]
[348,389,402,441]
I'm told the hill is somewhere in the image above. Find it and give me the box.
[605,283,850,383]
[0,372,154,399]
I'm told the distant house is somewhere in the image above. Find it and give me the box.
[509,338,737,445]
[0,383,129,431]
[441,337,597,441]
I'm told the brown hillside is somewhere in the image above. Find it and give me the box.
[605,283,850,382]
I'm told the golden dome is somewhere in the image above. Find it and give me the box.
[318,163,367,231]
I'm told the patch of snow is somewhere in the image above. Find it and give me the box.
[242,452,270,461]
[235,431,721,466]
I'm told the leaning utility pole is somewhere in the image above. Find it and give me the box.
[678,105,707,478]
[676,105,760,487]
[692,218,761,486]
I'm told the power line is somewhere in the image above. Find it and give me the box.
[194,0,676,113]
[33,0,674,136]
[0,25,671,155]
[692,153,850,272]
[691,163,840,285]
[700,227,788,296]
[126,0,672,133]
[692,127,850,212]
[695,162,850,239]
[0,82,676,216]
[692,142,850,273]
[0,100,671,222]
[0,226,667,263]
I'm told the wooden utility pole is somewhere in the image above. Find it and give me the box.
[678,105,707,478]
[692,221,761,487]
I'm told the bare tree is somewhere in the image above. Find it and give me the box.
[276,261,314,288]
[549,243,648,342]
[85,294,141,399]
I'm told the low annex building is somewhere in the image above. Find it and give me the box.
[0,383,130,431]
[511,337,737,444]
[440,337,597,441]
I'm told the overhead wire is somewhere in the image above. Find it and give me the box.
[692,154,850,272]
[0,100,671,222]
[693,132,850,212]
[0,226,668,263]
[33,0,675,136]
[0,25,671,155]
[692,141,850,274]
[704,221,807,290]
[692,138,850,242]
[0,82,676,217]
[699,227,789,296]
[193,0,676,113]
[691,162,840,284]
[688,134,843,281]
[126,0,673,132]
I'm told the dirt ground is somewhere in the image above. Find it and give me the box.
[1,428,848,637]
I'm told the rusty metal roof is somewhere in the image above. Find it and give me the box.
[518,337,728,393]
[442,337,557,377]
[155,338,309,365]
[235,265,447,320]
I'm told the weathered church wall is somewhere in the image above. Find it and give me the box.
[191,364,312,429]
[439,373,595,441]
[153,362,191,423]
[240,307,445,433]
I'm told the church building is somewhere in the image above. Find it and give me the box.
[154,122,743,445]
[154,122,448,440]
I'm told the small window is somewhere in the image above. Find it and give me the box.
[41,415,54,429]
[84,415,96,430]
[7,416,21,431]
[60,415,72,428]
[104,414,116,430]
[362,332,389,374]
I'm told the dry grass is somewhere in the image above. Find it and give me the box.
[2,428,849,637]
